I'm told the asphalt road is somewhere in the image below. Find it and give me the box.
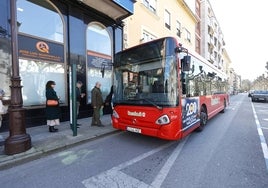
[0,93,268,188]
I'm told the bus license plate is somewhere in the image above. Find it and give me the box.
[127,127,141,133]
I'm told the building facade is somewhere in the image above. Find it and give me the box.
[122,0,197,52]
[0,0,134,130]
[222,48,234,94]
[123,0,231,81]
[199,0,225,70]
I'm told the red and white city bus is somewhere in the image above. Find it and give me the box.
[112,37,229,140]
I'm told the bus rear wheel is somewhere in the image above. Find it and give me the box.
[196,107,207,132]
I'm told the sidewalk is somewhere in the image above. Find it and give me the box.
[0,115,117,170]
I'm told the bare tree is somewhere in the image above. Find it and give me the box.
[266,61,268,74]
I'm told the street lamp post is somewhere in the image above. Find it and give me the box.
[4,0,31,155]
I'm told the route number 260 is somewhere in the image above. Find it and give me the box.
[185,101,198,116]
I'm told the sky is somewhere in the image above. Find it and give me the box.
[209,0,268,81]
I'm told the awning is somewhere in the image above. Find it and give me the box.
[78,0,135,22]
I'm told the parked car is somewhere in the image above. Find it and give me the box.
[251,90,268,102]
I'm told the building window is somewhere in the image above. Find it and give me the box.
[214,51,217,61]
[214,37,217,46]
[0,1,12,96]
[17,0,66,106]
[17,0,63,43]
[196,21,200,36]
[142,0,156,13]
[208,7,212,17]
[208,25,214,36]
[19,60,65,105]
[195,37,200,54]
[86,23,112,104]
[208,43,213,54]
[87,23,111,55]
[142,30,156,43]
[176,20,181,37]
[185,29,191,42]
[218,42,221,51]
[164,9,171,29]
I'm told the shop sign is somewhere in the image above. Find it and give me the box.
[18,34,64,63]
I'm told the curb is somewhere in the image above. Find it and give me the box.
[0,129,119,170]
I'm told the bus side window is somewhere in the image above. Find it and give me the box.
[182,84,186,95]
[181,73,187,95]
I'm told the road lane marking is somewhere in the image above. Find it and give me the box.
[82,142,174,188]
[151,137,188,187]
[82,138,188,188]
[83,170,150,188]
[251,102,268,171]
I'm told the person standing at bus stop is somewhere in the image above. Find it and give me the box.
[91,81,104,127]
[0,88,8,128]
[76,81,85,125]
[45,80,61,132]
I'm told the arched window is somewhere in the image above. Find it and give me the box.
[0,1,12,97]
[17,0,63,43]
[86,23,112,103]
[17,0,66,106]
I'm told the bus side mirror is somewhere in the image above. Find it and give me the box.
[181,56,191,72]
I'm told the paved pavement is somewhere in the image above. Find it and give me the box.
[0,115,117,170]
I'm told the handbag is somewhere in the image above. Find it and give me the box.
[46,100,58,106]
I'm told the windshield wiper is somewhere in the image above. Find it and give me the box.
[142,98,162,110]
[116,98,163,109]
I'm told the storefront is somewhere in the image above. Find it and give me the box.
[0,0,134,130]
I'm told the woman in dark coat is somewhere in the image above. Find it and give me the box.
[46,80,61,132]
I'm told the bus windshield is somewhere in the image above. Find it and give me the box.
[113,38,178,107]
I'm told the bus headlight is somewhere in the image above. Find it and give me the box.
[156,115,170,125]
[112,110,119,118]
